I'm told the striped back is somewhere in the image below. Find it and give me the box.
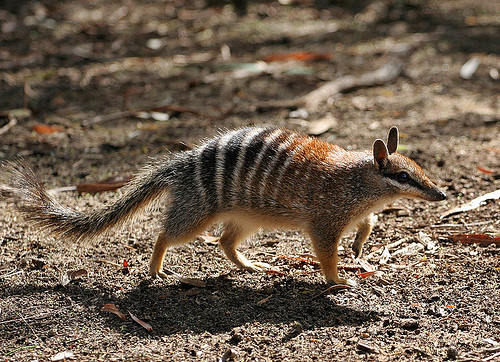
[186,127,342,213]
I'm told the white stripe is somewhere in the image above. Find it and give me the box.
[194,143,208,204]
[270,137,314,200]
[230,128,265,205]
[215,130,239,207]
[245,129,283,199]
[258,133,297,202]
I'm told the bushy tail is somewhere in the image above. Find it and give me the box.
[0,160,171,242]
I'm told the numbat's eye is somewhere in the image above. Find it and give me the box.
[397,171,410,183]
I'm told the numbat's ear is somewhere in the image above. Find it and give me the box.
[373,139,389,170]
[387,126,399,154]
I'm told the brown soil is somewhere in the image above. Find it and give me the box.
[0,0,499,360]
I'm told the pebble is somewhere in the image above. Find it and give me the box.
[446,346,458,360]
[460,57,481,80]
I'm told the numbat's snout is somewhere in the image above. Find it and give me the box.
[1,126,446,286]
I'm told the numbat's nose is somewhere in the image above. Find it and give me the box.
[432,189,447,201]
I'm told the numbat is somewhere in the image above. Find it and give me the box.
[1,127,446,286]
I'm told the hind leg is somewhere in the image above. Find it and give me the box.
[150,231,192,279]
[219,221,270,272]
[150,213,212,279]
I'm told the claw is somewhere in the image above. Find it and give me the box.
[328,277,357,287]
[150,269,169,280]
[242,261,273,272]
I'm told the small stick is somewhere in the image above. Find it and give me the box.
[483,351,500,361]
[259,58,405,111]
[0,312,52,325]
[0,115,17,136]
[97,259,123,267]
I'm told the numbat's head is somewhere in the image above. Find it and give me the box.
[371,127,446,202]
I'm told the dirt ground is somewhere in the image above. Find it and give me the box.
[1,0,499,360]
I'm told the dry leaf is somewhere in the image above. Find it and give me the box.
[51,351,75,361]
[441,189,500,218]
[307,115,338,135]
[32,124,62,134]
[59,268,88,286]
[357,342,380,354]
[357,259,376,272]
[357,271,376,278]
[128,311,153,332]
[477,166,495,175]
[47,175,131,195]
[162,268,206,288]
[264,269,287,276]
[101,304,126,320]
[450,234,500,246]
[76,181,129,194]
[392,242,424,256]
[379,247,391,264]
[262,51,331,62]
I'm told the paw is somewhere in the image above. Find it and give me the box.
[242,261,272,272]
[328,277,357,287]
[150,268,168,280]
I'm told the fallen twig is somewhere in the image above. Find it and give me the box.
[302,59,405,110]
[449,234,500,246]
[97,259,123,268]
[483,351,500,361]
[83,110,133,126]
[0,312,53,325]
[0,268,23,279]
[0,115,18,136]
[128,311,153,332]
[48,175,132,195]
[313,284,352,299]
[162,268,207,288]
[101,304,126,320]
[256,294,273,305]
[357,341,380,354]
[277,255,320,266]
[441,189,500,218]
[259,58,405,111]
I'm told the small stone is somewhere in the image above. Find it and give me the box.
[401,320,419,331]
[288,108,309,119]
[446,346,458,360]
[228,332,243,345]
[460,57,481,80]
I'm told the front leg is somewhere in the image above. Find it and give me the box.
[352,213,376,259]
[308,224,356,286]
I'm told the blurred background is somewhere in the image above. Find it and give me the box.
[1,0,498,174]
